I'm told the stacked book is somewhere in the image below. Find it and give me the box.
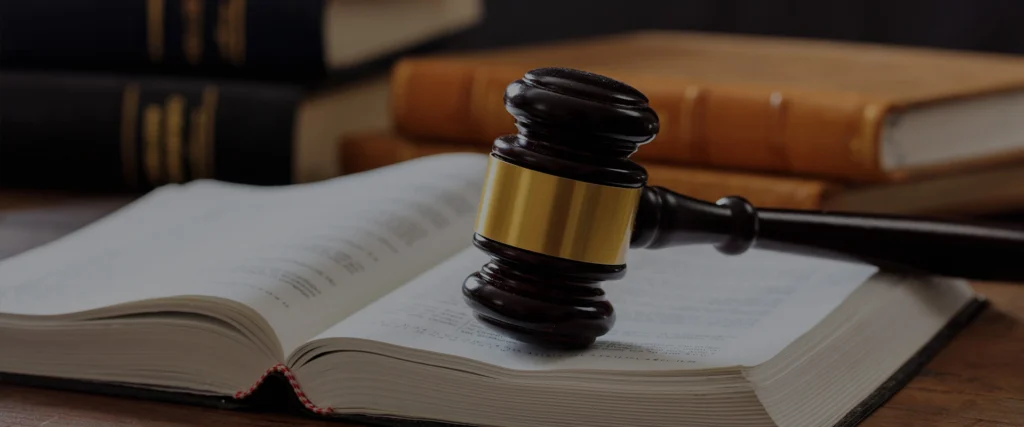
[340,30,1024,216]
[0,0,483,192]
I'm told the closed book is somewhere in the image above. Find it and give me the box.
[340,129,840,211]
[0,153,986,426]
[389,30,1024,183]
[341,130,1024,217]
[0,70,390,191]
[0,0,482,83]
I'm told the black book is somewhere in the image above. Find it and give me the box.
[0,0,483,83]
[0,0,483,192]
[0,153,987,427]
[0,69,390,191]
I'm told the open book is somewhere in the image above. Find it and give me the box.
[0,154,985,427]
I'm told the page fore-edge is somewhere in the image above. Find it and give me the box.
[0,295,988,427]
[829,294,988,427]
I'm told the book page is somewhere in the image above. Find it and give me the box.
[0,153,488,354]
[312,243,880,371]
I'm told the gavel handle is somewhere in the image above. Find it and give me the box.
[630,186,1024,282]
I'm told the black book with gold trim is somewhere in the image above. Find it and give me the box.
[0,70,391,191]
[0,0,483,84]
[0,1,485,191]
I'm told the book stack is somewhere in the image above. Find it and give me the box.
[0,0,483,192]
[339,30,1024,216]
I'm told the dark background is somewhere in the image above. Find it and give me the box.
[433,0,1024,55]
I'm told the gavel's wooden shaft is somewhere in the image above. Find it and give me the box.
[630,186,1024,282]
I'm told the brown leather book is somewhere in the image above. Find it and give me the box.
[341,129,1024,217]
[389,30,1024,183]
[340,129,841,210]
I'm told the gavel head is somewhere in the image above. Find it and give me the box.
[461,67,659,349]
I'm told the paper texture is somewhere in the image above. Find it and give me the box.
[0,154,488,354]
[317,244,879,370]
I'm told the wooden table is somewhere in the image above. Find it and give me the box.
[0,193,1022,427]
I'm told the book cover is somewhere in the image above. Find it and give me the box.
[0,0,484,86]
[388,30,1024,183]
[339,129,841,211]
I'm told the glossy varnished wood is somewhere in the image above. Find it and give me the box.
[463,67,658,348]
[0,193,1022,426]
[463,234,623,348]
[632,186,1024,281]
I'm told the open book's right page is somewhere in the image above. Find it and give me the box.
[314,244,881,371]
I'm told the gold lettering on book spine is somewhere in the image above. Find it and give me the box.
[188,106,207,179]
[126,87,219,186]
[216,0,246,65]
[120,84,141,189]
[182,0,205,65]
[147,0,165,62]
[189,86,219,179]
[163,95,186,183]
[143,104,165,185]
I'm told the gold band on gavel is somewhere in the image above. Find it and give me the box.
[473,156,643,265]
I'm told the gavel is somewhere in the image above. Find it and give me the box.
[460,67,1024,349]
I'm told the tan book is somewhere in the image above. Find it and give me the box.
[340,129,840,210]
[389,30,1024,183]
[340,130,1024,216]
[823,163,1024,216]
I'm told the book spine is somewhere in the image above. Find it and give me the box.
[0,71,303,191]
[0,0,325,80]
[340,130,840,210]
[389,58,893,183]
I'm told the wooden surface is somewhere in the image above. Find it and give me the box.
[0,193,1022,426]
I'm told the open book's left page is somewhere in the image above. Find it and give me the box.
[0,153,488,354]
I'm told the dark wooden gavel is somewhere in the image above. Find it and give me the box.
[461,67,1024,349]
